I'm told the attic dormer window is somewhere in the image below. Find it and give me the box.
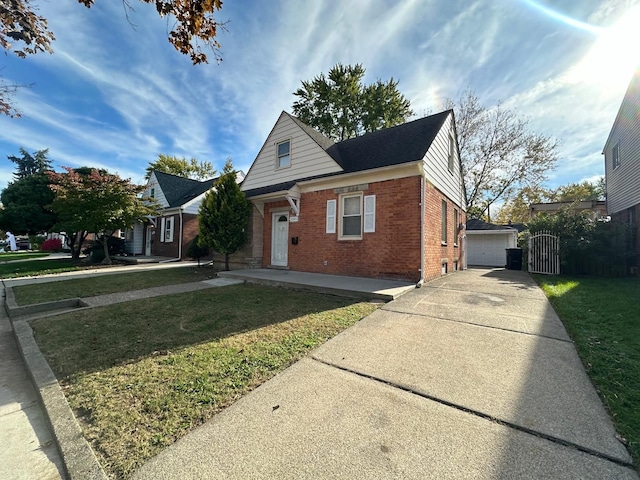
[277,140,290,169]
[150,188,155,198]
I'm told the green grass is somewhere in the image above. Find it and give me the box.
[536,275,640,466]
[12,267,216,305]
[0,258,86,278]
[31,284,378,478]
[0,252,49,261]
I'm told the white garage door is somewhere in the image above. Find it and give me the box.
[467,234,510,267]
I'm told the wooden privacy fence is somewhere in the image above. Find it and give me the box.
[528,230,560,275]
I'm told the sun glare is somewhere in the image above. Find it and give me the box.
[571,5,640,90]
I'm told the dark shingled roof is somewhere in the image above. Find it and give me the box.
[153,170,216,208]
[466,218,517,231]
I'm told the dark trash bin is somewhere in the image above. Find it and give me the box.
[506,248,523,270]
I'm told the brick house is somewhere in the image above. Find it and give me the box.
[240,110,467,283]
[125,171,217,259]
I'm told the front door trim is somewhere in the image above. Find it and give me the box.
[271,211,289,267]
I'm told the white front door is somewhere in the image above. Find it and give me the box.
[271,213,289,266]
[145,226,152,256]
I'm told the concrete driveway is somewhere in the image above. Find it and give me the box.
[134,268,637,479]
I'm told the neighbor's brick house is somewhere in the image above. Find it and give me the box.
[240,110,467,283]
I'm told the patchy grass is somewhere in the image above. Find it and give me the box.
[12,266,216,305]
[536,275,640,467]
[32,284,378,478]
[0,252,50,261]
[0,258,86,278]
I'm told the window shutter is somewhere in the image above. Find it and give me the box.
[363,195,376,233]
[326,200,336,234]
[160,217,166,243]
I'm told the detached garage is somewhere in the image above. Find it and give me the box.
[465,219,518,267]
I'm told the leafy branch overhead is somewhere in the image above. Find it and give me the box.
[293,63,413,142]
[145,154,216,180]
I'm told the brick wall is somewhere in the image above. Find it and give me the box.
[262,177,424,281]
[422,180,466,281]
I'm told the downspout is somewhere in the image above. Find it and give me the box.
[159,208,184,263]
[416,175,426,288]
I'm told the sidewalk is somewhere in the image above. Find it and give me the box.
[132,268,638,479]
[0,285,65,480]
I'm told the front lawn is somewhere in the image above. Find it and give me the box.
[0,252,50,261]
[32,284,377,478]
[536,275,639,467]
[12,267,216,305]
[0,258,86,278]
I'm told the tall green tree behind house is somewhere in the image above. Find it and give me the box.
[198,159,251,271]
[292,63,413,141]
[145,154,216,181]
[0,148,56,234]
[48,167,158,263]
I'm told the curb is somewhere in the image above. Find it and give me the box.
[5,283,107,480]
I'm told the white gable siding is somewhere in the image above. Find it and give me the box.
[422,113,466,209]
[241,112,343,191]
[183,193,208,215]
[147,172,169,208]
[604,69,640,214]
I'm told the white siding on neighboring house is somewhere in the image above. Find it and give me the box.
[422,112,466,210]
[183,193,209,215]
[241,112,343,192]
[604,67,640,214]
[147,172,170,208]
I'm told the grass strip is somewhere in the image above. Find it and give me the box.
[12,266,216,305]
[0,252,50,261]
[32,284,377,478]
[536,275,639,467]
[0,258,85,278]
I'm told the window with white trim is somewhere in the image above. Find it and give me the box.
[277,140,290,168]
[326,200,336,234]
[441,200,448,244]
[453,208,459,246]
[448,133,455,172]
[341,194,362,238]
[164,216,174,243]
[612,142,620,170]
[363,195,376,233]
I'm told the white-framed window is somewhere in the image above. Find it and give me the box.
[163,216,174,243]
[441,200,448,244]
[612,142,620,170]
[448,133,455,172]
[326,200,336,234]
[453,208,459,246]
[277,140,291,168]
[337,193,376,239]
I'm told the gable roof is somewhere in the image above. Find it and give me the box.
[466,218,517,231]
[243,110,452,198]
[153,170,216,208]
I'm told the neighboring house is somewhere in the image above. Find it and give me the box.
[529,200,607,221]
[240,109,467,283]
[603,66,640,265]
[125,171,217,259]
[465,218,518,267]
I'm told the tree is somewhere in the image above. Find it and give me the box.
[145,154,216,180]
[553,180,604,202]
[447,90,558,222]
[198,159,251,271]
[186,234,209,266]
[0,148,56,234]
[1,0,225,116]
[292,63,413,142]
[494,185,552,224]
[48,167,158,263]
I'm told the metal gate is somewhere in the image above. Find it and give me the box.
[528,230,560,275]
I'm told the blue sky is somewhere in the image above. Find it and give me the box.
[1,0,639,195]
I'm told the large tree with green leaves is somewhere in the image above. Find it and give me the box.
[1,0,225,116]
[0,148,56,234]
[145,154,216,180]
[447,90,558,222]
[198,159,251,271]
[48,166,157,262]
[292,63,413,142]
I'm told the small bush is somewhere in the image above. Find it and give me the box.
[186,235,210,266]
[41,238,63,252]
[30,235,47,250]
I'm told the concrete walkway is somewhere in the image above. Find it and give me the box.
[0,285,65,480]
[133,268,638,479]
